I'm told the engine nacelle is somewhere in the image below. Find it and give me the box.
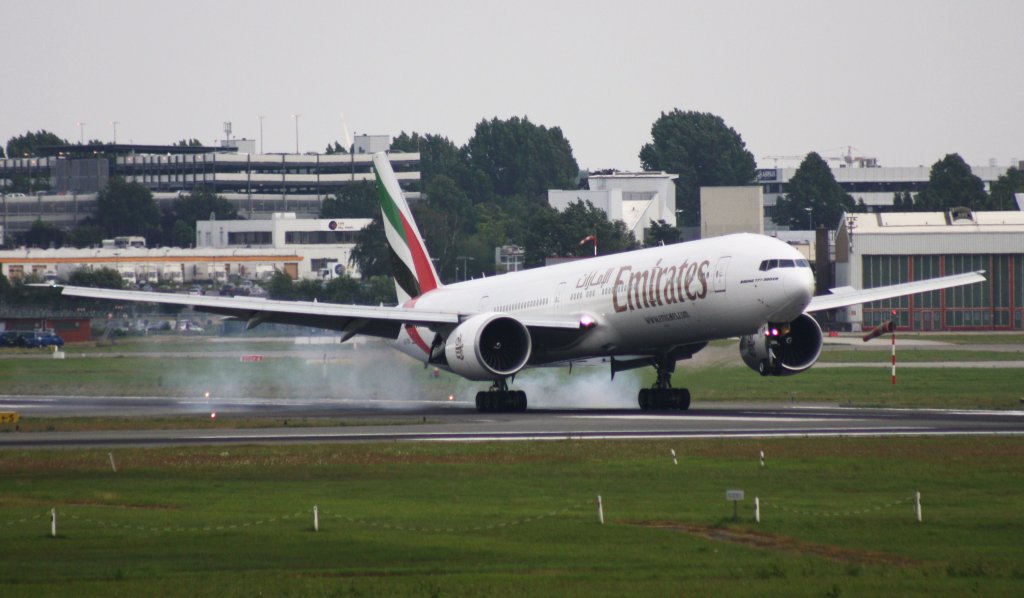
[739,313,823,376]
[444,313,532,381]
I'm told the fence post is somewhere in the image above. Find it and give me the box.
[755,497,760,523]
[313,505,320,532]
[108,452,117,473]
[596,495,604,525]
[914,492,922,523]
[50,508,57,538]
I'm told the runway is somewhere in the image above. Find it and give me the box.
[2,394,1023,448]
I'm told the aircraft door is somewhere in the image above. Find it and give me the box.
[554,282,566,304]
[713,257,731,293]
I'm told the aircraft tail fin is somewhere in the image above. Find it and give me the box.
[372,152,442,303]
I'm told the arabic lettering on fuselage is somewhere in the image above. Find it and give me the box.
[575,259,712,313]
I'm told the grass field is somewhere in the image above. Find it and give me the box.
[2,341,1023,410]
[2,437,1024,596]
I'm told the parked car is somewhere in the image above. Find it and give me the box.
[0,331,21,347]
[39,331,65,347]
[13,331,64,348]
[17,331,43,348]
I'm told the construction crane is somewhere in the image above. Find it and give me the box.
[763,146,878,169]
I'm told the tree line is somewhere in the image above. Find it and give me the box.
[5,113,1023,302]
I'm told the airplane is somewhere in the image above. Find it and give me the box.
[52,152,986,413]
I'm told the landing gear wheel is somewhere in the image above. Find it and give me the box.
[474,386,529,413]
[639,388,691,411]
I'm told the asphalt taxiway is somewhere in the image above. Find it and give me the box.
[1,394,1023,448]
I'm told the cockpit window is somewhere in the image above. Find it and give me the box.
[760,258,811,271]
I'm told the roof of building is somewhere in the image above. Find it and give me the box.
[0,246,303,264]
[842,209,1024,235]
[37,143,230,156]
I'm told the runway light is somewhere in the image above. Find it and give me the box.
[204,391,210,400]
[448,394,454,401]
[210,412,217,419]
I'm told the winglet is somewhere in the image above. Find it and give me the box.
[372,152,442,303]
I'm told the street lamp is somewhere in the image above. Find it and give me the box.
[258,115,266,154]
[291,114,301,154]
[456,256,474,282]
[805,207,814,231]
[111,121,119,144]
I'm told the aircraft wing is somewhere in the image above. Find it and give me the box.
[53,285,584,339]
[806,271,986,313]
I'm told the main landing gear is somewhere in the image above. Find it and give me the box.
[638,353,691,411]
[475,379,527,413]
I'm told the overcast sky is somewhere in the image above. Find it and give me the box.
[4,0,1022,171]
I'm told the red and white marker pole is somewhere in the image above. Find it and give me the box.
[890,310,897,385]
[861,315,897,385]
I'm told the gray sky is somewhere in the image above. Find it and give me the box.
[4,0,1022,171]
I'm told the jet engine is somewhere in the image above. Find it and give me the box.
[739,313,823,376]
[444,313,532,381]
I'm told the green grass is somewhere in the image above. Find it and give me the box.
[4,416,434,433]
[896,332,1024,345]
[0,349,455,401]
[2,341,1023,409]
[672,366,1024,409]
[818,349,1024,362]
[2,437,1024,596]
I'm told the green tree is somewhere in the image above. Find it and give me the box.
[170,219,195,248]
[68,267,124,289]
[518,201,636,265]
[319,183,378,218]
[774,152,854,229]
[892,191,914,211]
[392,132,467,188]
[22,218,65,248]
[173,138,204,147]
[172,187,238,224]
[463,116,579,201]
[162,187,238,244]
[644,219,682,246]
[349,217,391,278]
[6,130,68,157]
[989,167,1024,211]
[410,175,476,277]
[95,177,160,238]
[266,271,297,300]
[914,153,988,211]
[639,110,756,226]
[324,141,348,155]
[68,224,104,248]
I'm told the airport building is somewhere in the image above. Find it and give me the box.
[0,214,371,284]
[833,209,1024,331]
[195,213,371,280]
[548,171,678,240]
[757,162,1020,229]
[0,136,419,236]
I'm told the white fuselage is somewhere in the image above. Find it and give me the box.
[395,233,815,364]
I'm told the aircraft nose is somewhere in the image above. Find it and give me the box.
[774,268,815,321]
[789,267,814,307]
